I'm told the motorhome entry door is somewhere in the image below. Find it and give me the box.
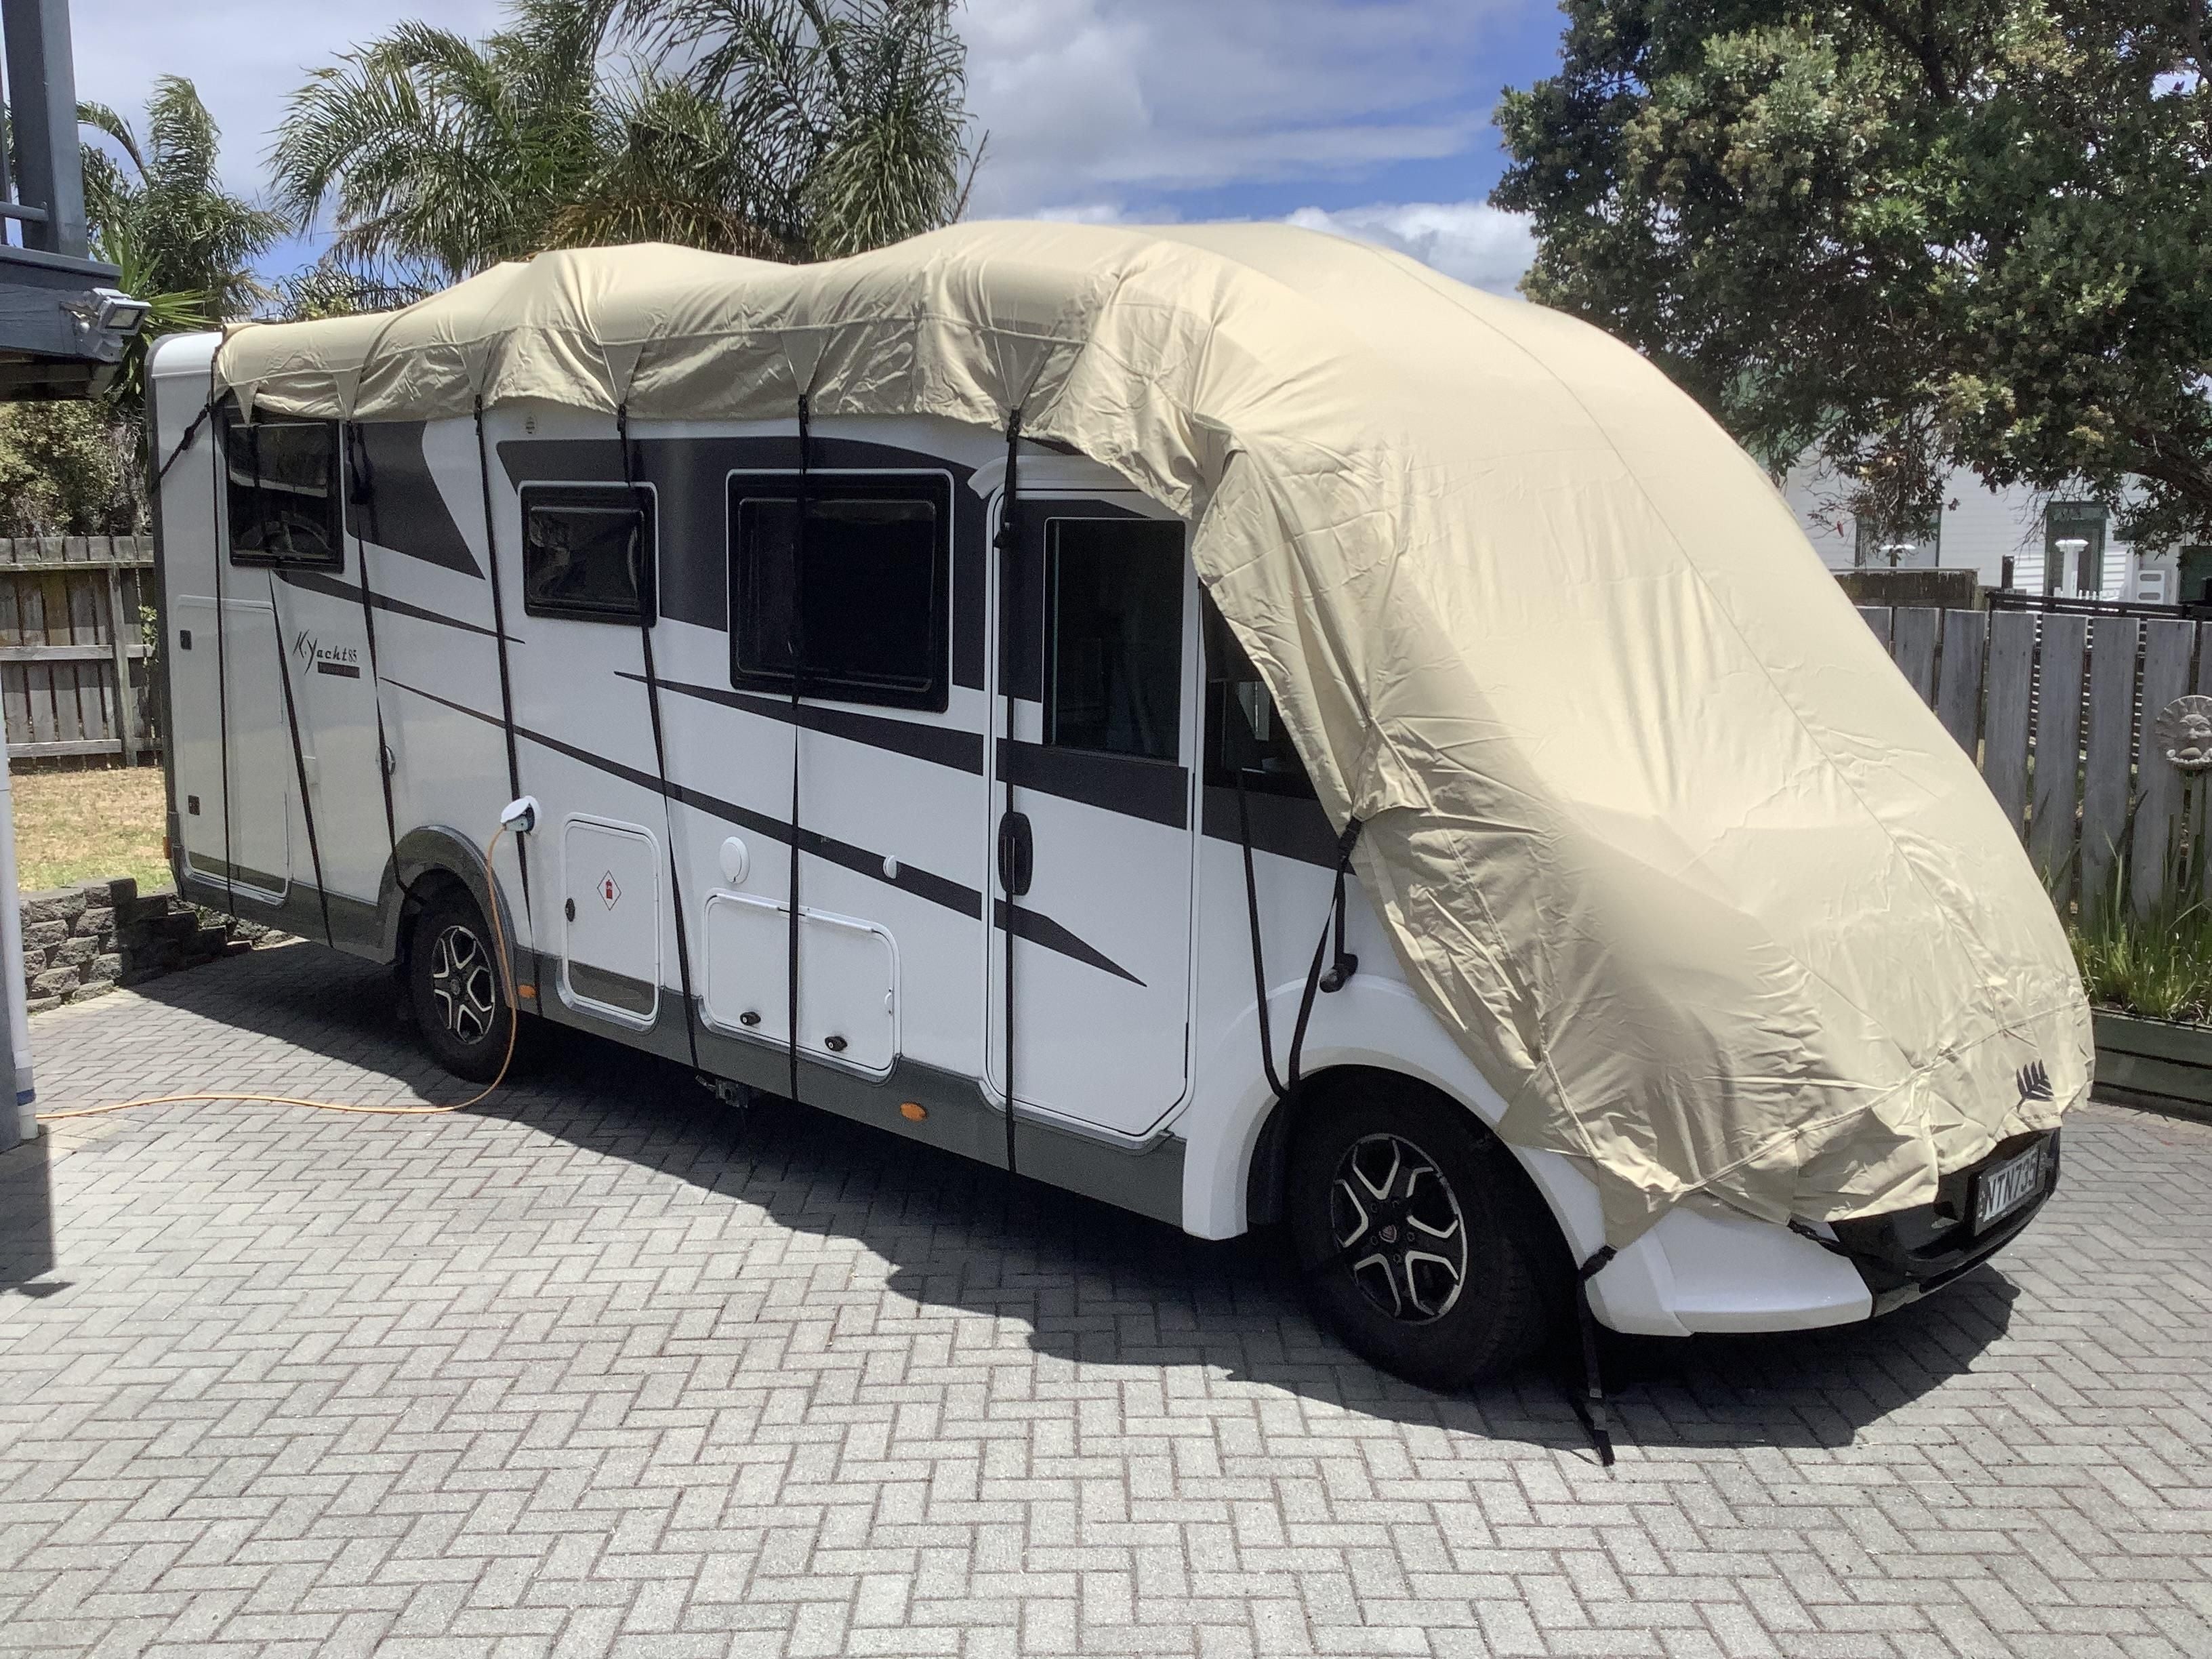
[986,495,1198,1140]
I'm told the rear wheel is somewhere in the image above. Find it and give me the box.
[1287,1081,1551,1389]
[408,890,514,1083]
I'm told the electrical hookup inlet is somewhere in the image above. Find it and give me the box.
[500,796,540,835]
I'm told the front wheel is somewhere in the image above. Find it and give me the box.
[408,890,515,1083]
[1286,1082,1551,1389]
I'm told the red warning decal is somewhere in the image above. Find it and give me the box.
[599,872,621,909]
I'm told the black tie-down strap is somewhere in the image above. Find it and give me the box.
[1572,1245,1620,1468]
[1233,760,1364,1106]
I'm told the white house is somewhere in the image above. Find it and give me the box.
[1780,458,2197,605]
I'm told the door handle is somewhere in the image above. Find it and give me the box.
[996,809,1033,897]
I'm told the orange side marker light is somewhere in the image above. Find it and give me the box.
[899,1101,926,1122]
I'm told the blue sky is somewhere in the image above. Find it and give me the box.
[71,0,1565,295]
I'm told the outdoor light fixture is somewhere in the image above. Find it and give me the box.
[91,288,149,333]
[60,287,150,359]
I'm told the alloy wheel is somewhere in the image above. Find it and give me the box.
[1326,1132,1470,1323]
[429,922,499,1046]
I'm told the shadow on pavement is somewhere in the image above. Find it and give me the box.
[0,1128,58,1294]
[112,941,2017,1457]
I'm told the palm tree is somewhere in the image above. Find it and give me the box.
[79,77,285,320]
[268,0,977,297]
[628,0,978,259]
[77,77,285,411]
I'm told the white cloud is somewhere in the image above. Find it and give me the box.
[958,0,1508,215]
[1284,201,1534,294]
[73,1,510,199]
[67,0,1535,300]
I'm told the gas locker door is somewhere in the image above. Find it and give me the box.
[561,817,661,1025]
[987,498,1198,1138]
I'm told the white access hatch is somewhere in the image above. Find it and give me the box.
[560,817,661,1025]
[701,893,899,1076]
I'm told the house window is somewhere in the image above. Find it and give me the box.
[1852,516,1940,569]
[224,411,342,567]
[1203,602,1314,798]
[2045,501,2108,596]
[731,474,950,711]
[520,485,653,623]
[1044,519,1184,763]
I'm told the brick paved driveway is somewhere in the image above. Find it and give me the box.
[1,943,2208,1659]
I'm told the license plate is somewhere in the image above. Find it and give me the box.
[1973,1141,2047,1233]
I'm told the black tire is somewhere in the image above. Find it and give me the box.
[407,890,515,1084]
[1287,1080,1551,1389]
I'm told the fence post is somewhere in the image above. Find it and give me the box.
[1891,607,1940,705]
[104,539,136,764]
[2028,613,2087,902]
[2079,615,2139,921]
[2131,619,2197,917]
[1935,608,1986,754]
[1983,609,2036,838]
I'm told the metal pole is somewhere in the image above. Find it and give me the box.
[0,735,35,1144]
[0,0,89,259]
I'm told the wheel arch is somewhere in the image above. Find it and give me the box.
[377,825,529,979]
[1254,1064,1576,1298]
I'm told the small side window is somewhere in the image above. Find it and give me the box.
[522,485,653,623]
[1044,518,1185,763]
[1204,601,1315,798]
[224,410,342,567]
[731,474,950,711]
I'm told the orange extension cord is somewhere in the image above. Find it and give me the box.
[35,826,520,1123]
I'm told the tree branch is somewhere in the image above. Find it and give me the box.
[1843,0,1951,102]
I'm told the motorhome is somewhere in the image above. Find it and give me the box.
[147,224,2085,1391]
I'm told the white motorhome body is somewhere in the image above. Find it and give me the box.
[150,326,2022,1357]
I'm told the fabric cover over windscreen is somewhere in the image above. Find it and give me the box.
[209,222,2091,1245]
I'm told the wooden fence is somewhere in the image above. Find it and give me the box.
[0,536,155,764]
[1858,602,2212,920]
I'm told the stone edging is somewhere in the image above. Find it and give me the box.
[20,878,270,1012]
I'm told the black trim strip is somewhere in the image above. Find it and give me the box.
[384,680,1146,983]
[264,575,334,947]
[381,677,1149,983]
[352,419,484,578]
[993,899,1142,986]
[619,672,985,774]
[277,566,512,642]
[1201,783,1339,867]
[998,739,1187,830]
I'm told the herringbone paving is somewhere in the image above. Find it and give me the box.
[1,943,2207,1658]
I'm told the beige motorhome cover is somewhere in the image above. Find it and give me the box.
[212,222,2089,1245]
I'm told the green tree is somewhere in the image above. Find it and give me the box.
[0,401,140,537]
[0,77,283,535]
[269,0,977,298]
[80,76,284,321]
[1494,2,2212,548]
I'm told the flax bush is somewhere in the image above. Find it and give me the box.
[2070,893,2212,1025]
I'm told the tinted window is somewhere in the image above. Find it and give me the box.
[1204,601,1315,798]
[731,476,949,711]
[522,485,653,623]
[1045,518,1183,762]
[224,413,342,567]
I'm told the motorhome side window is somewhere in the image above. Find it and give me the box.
[730,474,951,712]
[223,411,342,567]
[521,485,654,623]
[1045,518,1184,762]
[1204,602,1316,798]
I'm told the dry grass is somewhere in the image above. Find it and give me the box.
[9,764,169,895]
